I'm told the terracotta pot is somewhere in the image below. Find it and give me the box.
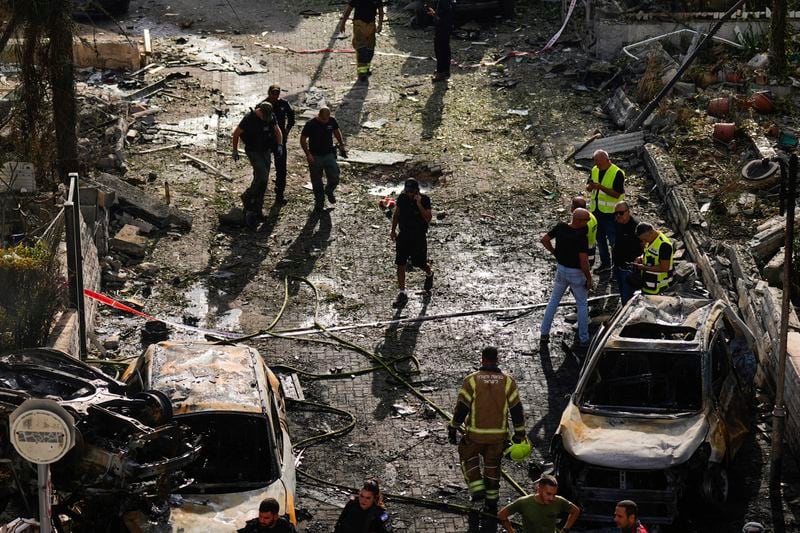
[754,74,769,85]
[767,124,780,137]
[725,71,744,84]
[698,71,718,88]
[751,90,775,113]
[713,123,736,143]
[707,96,732,117]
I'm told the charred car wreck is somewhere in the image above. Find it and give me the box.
[0,348,202,529]
[551,295,757,525]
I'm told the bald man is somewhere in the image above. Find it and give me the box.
[586,149,625,273]
[539,208,593,349]
[571,196,597,266]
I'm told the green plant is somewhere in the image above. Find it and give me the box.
[0,240,65,352]
[737,24,769,57]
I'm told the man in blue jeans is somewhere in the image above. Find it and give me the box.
[539,208,593,348]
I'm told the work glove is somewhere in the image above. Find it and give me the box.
[275,144,284,158]
[447,425,458,445]
[232,149,240,162]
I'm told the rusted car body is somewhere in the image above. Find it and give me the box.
[121,341,296,532]
[551,295,757,525]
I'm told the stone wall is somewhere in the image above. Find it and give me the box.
[643,142,800,456]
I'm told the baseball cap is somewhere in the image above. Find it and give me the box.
[404,178,420,192]
[256,101,273,115]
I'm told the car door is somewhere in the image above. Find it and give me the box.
[709,318,750,458]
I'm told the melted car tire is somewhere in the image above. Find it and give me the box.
[701,463,729,510]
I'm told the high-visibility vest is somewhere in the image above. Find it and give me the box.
[456,370,524,444]
[589,164,625,214]
[586,212,597,263]
[642,232,674,294]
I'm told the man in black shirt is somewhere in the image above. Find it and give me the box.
[539,208,592,348]
[237,498,296,533]
[426,0,452,82]
[390,178,433,307]
[338,0,383,82]
[266,85,295,205]
[611,201,640,304]
[300,107,346,212]
[232,101,283,226]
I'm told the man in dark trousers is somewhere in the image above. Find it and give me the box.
[611,201,640,304]
[613,500,648,533]
[586,149,625,273]
[426,0,452,82]
[539,208,592,348]
[338,0,383,82]
[633,222,674,296]
[390,178,433,308]
[232,101,283,227]
[237,498,296,532]
[300,107,346,212]
[265,85,295,205]
[449,346,526,513]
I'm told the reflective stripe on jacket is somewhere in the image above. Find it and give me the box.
[454,369,524,443]
[642,232,673,294]
[587,212,598,250]
[589,164,624,213]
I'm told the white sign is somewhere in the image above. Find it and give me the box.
[9,400,75,465]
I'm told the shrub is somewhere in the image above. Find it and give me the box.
[0,241,64,351]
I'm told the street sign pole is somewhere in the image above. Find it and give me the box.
[37,464,52,533]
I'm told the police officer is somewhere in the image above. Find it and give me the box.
[633,222,674,295]
[448,346,526,513]
[334,479,392,533]
[232,101,284,227]
[586,149,625,273]
[265,85,295,205]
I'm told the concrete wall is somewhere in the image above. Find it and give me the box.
[643,142,800,456]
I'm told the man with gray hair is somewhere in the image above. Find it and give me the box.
[539,208,593,349]
[300,107,347,212]
[586,149,625,273]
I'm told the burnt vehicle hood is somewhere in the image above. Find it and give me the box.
[558,402,709,469]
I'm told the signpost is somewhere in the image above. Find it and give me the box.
[9,399,76,533]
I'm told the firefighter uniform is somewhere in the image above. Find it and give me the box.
[641,231,674,294]
[449,364,525,506]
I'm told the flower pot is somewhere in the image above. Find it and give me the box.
[713,123,736,143]
[725,71,744,84]
[707,96,732,118]
[751,90,775,113]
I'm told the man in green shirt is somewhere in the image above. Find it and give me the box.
[498,475,580,533]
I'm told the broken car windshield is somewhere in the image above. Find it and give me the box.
[580,350,702,413]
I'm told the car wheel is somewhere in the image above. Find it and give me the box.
[701,463,729,509]
[499,0,515,18]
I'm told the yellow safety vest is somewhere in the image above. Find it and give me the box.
[642,232,674,294]
[587,212,597,249]
[589,164,625,214]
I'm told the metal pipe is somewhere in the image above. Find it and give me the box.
[37,464,51,533]
[771,153,799,492]
[622,28,742,61]
[63,173,87,359]
[626,0,748,133]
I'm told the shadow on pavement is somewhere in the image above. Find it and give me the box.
[275,209,333,295]
[527,341,578,450]
[421,82,447,140]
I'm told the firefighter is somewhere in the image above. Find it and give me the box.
[632,222,674,295]
[448,346,526,513]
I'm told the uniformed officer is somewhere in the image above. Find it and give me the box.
[448,346,526,513]
[633,222,674,295]
[265,85,295,205]
[334,479,392,533]
[586,149,625,273]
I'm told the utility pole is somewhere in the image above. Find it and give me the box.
[770,0,787,76]
[770,153,798,492]
[48,0,80,184]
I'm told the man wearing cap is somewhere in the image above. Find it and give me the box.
[498,474,580,533]
[266,85,295,205]
[449,347,526,514]
[390,178,433,307]
[632,222,673,296]
[611,201,640,304]
[613,500,647,533]
[232,101,284,226]
[338,0,383,82]
[539,208,593,349]
[300,107,346,212]
[586,149,625,273]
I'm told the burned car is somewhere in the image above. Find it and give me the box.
[121,341,297,531]
[0,348,201,529]
[551,295,757,525]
